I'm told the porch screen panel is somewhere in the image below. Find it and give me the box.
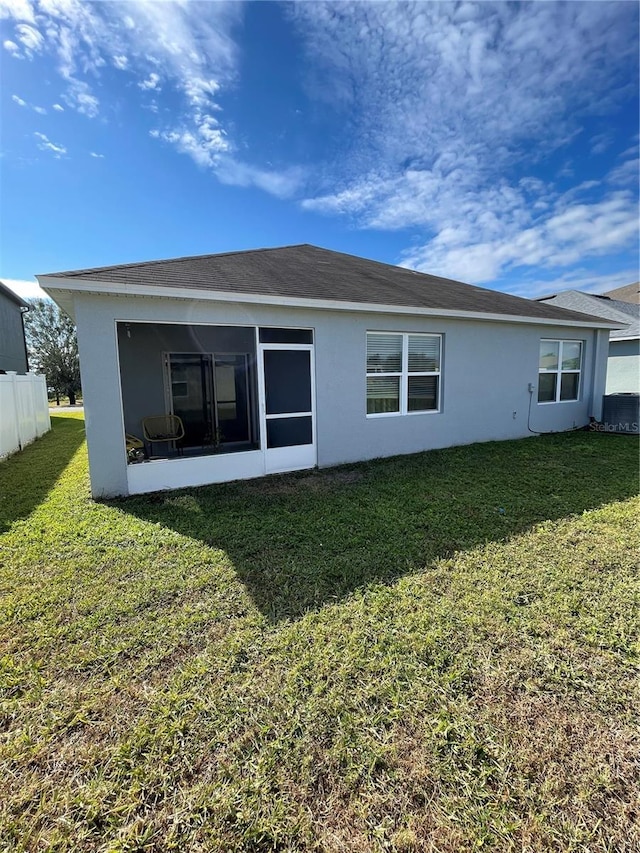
[264,350,312,415]
[266,417,313,448]
[259,328,313,344]
[262,347,313,449]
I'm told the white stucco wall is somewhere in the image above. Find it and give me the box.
[605,338,640,394]
[71,292,608,497]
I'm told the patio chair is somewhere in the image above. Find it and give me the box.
[141,414,185,458]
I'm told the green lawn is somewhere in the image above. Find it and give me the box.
[1,414,638,852]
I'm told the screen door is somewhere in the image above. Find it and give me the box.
[259,344,316,474]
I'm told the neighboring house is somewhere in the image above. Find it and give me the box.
[0,281,29,374]
[602,282,640,305]
[536,290,639,394]
[38,245,617,498]
[0,282,50,459]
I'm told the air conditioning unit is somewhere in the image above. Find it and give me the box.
[602,393,639,434]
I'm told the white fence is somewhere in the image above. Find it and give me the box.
[0,372,51,459]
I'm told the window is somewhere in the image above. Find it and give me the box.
[366,332,441,416]
[538,339,583,403]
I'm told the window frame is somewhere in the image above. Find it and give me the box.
[537,338,583,405]
[366,331,442,418]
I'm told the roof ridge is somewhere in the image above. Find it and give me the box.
[302,243,475,288]
[40,243,312,279]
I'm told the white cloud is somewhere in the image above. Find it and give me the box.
[12,92,46,113]
[399,190,639,285]
[52,102,63,111]
[151,112,229,168]
[149,116,304,197]
[34,130,66,157]
[138,71,160,91]
[295,2,638,285]
[62,79,99,117]
[0,0,295,197]
[4,0,635,233]
[217,159,305,199]
[304,161,638,286]
[620,142,640,160]
[607,157,639,186]
[3,37,20,55]
[15,21,42,52]
[591,132,613,155]
[0,0,36,24]
[89,151,104,158]
[294,2,636,173]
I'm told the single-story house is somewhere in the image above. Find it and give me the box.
[0,281,29,374]
[536,289,639,394]
[38,245,619,498]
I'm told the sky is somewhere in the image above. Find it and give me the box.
[0,0,638,303]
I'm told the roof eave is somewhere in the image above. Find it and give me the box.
[0,281,29,310]
[36,275,621,330]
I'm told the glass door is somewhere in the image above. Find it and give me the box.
[168,352,257,452]
[259,344,316,474]
[213,354,252,446]
[168,354,213,448]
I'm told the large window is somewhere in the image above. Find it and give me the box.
[366,332,441,416]
[538,339,583,403]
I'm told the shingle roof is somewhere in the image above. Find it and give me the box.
[537,290,639,339]
[602,281,640,305]
[41,244,613,326]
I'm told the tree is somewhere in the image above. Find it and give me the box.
[24,299,81,405]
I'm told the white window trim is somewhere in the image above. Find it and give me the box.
[366,332,442,418]
[538,338,583,405]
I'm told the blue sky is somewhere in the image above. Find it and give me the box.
[1,0,638,301]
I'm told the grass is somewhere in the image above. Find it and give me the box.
[1,413,638,852]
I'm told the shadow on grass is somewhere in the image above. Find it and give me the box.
[0,415,86,533]
[113,432,638,623]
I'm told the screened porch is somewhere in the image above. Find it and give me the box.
[117,322,316,483]
[118,321,260,462]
